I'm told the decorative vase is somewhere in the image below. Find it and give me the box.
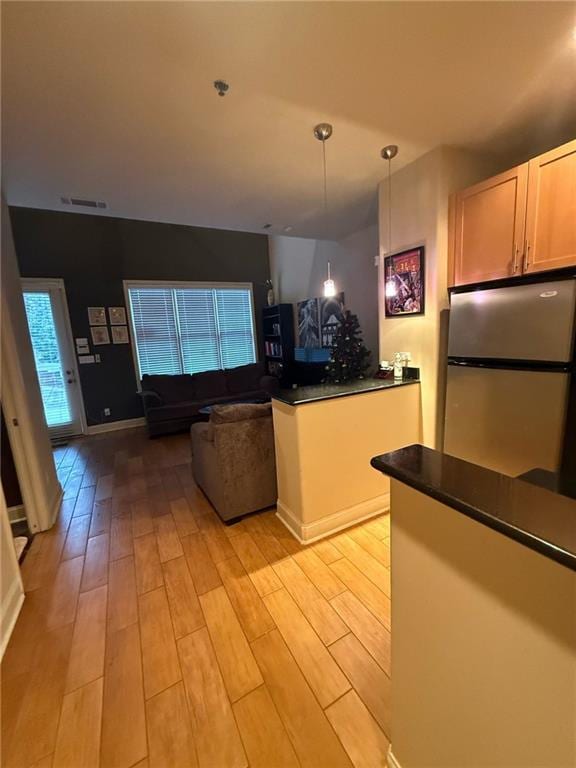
[267,287,275,307]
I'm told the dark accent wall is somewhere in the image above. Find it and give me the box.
[10,207,270,426]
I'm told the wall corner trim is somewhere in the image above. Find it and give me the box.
[387,746,401,768]
[47,483,64,529]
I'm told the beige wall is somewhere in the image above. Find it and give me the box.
[269,235,317,306]
[378,147,500,448]
[1,195,61,531]
[269,223,380,364]
[390,480,576,768]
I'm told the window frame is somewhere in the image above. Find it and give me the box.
[123,279,258,388]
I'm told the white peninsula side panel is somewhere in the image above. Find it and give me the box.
[272,384,421,542]
[389,480,576,768]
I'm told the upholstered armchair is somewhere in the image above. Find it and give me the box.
[190,402,277,522]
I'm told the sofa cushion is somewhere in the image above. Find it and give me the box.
[141,374,194,404]
[225,362,266,395]
[210,402,272,424]
[192,369,228,399]
[146,401,201,423]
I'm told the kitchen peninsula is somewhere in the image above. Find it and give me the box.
[371,444,576,768]
[271,377,421,541]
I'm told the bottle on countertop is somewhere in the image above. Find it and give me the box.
[393,352,403,381]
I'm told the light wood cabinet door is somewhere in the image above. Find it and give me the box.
[524,139,576,274]
[452,165,528,286]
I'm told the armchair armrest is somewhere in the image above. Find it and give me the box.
[138,389,164,411]
[195,422,214,443]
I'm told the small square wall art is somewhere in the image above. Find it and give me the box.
[90,326,110,345]
[108,306,127,325]
[111,326,129,344]
[87,306,106,326]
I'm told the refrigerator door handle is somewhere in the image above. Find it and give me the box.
[447,357,572,373]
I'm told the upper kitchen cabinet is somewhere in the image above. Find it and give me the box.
[449,138,576,287]
[451,165,528,286]
[524,139,576,274]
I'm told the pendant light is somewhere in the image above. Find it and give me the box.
[381,144,399,298]
[314,122,336,298]
[324,261,336,297]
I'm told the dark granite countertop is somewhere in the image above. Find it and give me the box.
[370,444,576,572]
[272,377,420,406]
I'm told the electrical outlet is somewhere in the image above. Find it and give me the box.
[103,408,111,417]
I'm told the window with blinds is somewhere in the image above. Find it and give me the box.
[126,283,256,378]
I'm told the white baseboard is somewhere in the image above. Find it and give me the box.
[86,417,146,435]
[0,579,24,660]
[276,493,390,544]
[387,746,401,768]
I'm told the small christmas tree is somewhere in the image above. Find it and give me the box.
[324,310,371,384]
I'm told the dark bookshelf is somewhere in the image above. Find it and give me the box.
[263,304,295,386]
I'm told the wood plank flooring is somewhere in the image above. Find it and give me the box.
[1,428,392,768]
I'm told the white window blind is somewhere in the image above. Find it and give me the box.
[175,289,220,374]
[216,289,256,369]
[129,288,182,375]
[127,283,256,378]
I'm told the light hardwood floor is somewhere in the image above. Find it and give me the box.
[1,428,392,768]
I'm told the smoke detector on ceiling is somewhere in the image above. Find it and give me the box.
[61,197,107,209]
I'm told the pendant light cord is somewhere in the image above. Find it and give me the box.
[387,156,392,255]
[322,138,328,212]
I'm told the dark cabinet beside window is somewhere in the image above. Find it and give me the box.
[263,304,294,386]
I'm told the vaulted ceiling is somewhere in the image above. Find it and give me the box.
[3,1,576,239]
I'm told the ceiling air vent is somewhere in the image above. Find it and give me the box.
[61,197,107,209]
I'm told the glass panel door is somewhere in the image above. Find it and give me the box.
[22,281,84,438]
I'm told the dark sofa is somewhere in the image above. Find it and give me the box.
[140,362,279,436]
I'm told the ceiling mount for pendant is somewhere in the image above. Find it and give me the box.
[381,144,398,160]
[313,123,333,142]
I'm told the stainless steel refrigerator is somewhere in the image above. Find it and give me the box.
[444,277,576,479]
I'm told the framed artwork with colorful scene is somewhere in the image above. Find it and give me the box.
[384,246,425,317]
